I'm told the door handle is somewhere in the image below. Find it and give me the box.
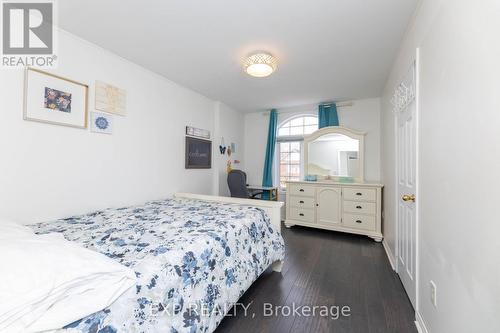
[402,194,416,202]
[356,205,362,209]
[299,189,304,192]
[299,200,304,204]
[299,213,304,216]
[355,220,362,224]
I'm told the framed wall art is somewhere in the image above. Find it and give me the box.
[185,136,212,169]
[186,126,210,139]
[95,81,126,116]
[90,111,113,134]
[24,68,88,128]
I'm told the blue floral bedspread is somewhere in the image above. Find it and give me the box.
[31,198,285,333]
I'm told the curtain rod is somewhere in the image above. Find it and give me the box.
[321,101,353,107]
[261,101,354,116]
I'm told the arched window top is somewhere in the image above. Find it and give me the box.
[276,115,318,189]
[278,115,318,137]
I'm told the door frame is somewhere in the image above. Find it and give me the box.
[394,48,420,311]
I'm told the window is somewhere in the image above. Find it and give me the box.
[277,115,318,189]
[279,141,301,187]
[278,115,318,137]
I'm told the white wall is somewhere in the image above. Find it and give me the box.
[381,0,500,332]
[243,98,381,186]
[213,102,245,196]
[0,29,240,224]
[243,112,270,186]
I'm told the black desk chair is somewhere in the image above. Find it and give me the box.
[227,170,262,199]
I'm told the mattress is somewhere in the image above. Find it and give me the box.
[32,198,285,333]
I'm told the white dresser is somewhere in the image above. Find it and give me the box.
[285,181,383,242]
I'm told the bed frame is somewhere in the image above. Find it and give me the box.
[174,193,284,272]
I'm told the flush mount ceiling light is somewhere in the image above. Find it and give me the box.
[243,52,277,77]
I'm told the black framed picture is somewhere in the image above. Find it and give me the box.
[185,136,212,169]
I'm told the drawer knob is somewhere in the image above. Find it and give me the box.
[299,200,304,204]
[356,205,362,209]
[299,189,304,192]
[356,220,363,223]
[356,192,363,196]
[299,213,304,216]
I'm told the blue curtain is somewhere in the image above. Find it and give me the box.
[262,109,278,195]
[318,103,339,128]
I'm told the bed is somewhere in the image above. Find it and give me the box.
[30,193,285,333]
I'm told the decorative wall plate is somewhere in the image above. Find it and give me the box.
[90,111,113,134]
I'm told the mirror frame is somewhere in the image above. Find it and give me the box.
[303,126,366,182]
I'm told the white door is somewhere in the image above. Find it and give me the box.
[316,187,341,226]
[396,66,418,308]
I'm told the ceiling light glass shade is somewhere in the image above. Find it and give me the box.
[244,53,277,77]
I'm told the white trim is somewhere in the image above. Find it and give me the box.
[415,311,429,333]
[415,47,421,315]
[393,105,399,273]
[382,239,396,271]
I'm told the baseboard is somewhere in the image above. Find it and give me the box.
[382,239,396,271]
[415,311,429,333]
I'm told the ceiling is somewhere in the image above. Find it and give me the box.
[58,0,418,112]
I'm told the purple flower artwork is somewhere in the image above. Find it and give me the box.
[44,87,72,113]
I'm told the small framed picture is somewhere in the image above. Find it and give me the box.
[185,126,210,139]
[95,81,126,116]
[90,111,113,134]
[24,68,88,128]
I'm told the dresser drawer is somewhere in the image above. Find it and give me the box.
[288,195,315,209]
[343,213,376,231]
[343,200,376,215]
[288,184,315,197]
[343,187,376,202]
[289,207,315,223]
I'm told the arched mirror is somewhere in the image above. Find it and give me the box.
[304,126,365,182]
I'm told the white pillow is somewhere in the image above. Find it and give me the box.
[0,218,34,239]
[0,228,136,333]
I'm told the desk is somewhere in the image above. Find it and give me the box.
[247,185,279,201]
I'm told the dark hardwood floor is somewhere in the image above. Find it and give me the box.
[216,224,416,333]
